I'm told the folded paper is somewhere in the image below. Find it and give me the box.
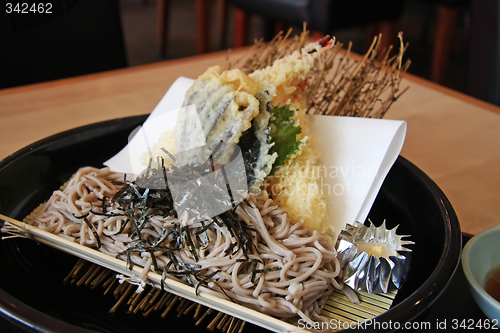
[104,77,406,241]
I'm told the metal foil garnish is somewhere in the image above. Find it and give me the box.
[336,220,414,294]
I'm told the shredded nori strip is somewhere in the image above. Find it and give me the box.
[238,126,261,189]
[107,149,278,297]
[72,212,102,249]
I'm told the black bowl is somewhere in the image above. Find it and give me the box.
[0,115,461,332]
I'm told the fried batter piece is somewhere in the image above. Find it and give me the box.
[174,39,334,196]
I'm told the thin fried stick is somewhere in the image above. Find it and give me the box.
[228,29,410,119]
[0,214,298,333]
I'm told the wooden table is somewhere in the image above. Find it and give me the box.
[1,49,499,236]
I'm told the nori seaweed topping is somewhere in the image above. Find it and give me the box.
[238,125,261,189]
[106,150,270,296]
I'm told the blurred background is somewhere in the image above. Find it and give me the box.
[120,0,468,91]
[2,0,498,105]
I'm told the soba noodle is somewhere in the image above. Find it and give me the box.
[33,166,344,325]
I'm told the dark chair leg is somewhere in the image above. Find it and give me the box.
[234,8,250,47]
[467,0,500,105]
[366,21,398,56]
[157,0,170,58]
[217,0,229,50]
[196,0,210,54]
[432,5,459,83]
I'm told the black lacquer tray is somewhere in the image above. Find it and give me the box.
[0,115,462,332]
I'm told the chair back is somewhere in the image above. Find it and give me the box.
[0,0,127,89]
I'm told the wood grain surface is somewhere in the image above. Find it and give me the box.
[1,48,499,236]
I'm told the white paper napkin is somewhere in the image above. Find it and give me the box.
[104,77,194,174]
[104,77,406,239]
[309,115,406,238]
